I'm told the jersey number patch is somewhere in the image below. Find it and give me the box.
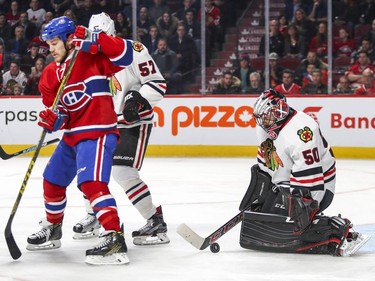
[302,147,320,165]
[138,60,157,77]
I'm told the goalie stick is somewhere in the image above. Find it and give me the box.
[4,49,79,260]
[177,210,245,251]
[0,138,60,160]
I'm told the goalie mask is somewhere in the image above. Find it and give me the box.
[89,12,116,36]
[253,88,290,139]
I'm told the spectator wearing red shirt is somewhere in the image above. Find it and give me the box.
[353,68,375,96]
[346,50,375,87]
[6,1,20,27]
[274,69,302,95]
[309,21,328,58]
[333,28,356,57]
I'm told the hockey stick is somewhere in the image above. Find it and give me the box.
[4,49,79,260]
[177,209,245,252]
[0,138,60,160]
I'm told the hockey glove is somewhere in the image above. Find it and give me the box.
[38,108,68,133]
[71,26,100,54]
[288,188,319,234]
[122,91,152,125]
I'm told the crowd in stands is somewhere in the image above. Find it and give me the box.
[0,0,247,95]
[1,0,375,96]
[212,0,375,96]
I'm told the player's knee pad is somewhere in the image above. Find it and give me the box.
[239,164,273,211]
[112,165,142,192]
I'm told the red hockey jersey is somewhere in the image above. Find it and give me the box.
[39,34,134,146]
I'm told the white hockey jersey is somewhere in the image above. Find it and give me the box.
[256,110,336,204]
[111,40,167,128]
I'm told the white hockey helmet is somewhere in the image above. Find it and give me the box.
[89,12,116,36]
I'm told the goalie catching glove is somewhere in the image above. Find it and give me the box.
[122,91,152,125]
[38,108,68,133]
[71,25,100,54]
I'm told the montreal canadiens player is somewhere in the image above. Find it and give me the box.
[26,16,135,264]
[238,89,370,256]
[72,13,169,246]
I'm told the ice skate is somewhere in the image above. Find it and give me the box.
[85,227,129,265]
[72,213,100,239]
[132,206,170,246]
[26,218,62,251]
[338,231,371,256]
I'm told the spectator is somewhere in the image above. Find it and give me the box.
[24,56,45,95]
[199,0,223,52]
[22,42,41,74]
[73,0,100,26]
[351,37,375,64]
[258,19,285,58]
[63,9,77,23]
[149,0,170,22]
[151,38,181,94]
[142,25,160,54]
[42,11,54,26]
[212,71,241,94]
[362,18,375,49]
[359,0,375,25]
[340,0,361,35]
[346,50,375,87]
[1,79,20,96]
[284,0,311,22]
[137,6,155,42]
[233,54,255,93]
[308,21,328,58]
[301,68,328,94]
[156,11,178,40]
[27,0,46,28]
[183,8,201,53]
[274,69,302,95]
[302,63,316,87]
[6,1,21,27]
[50,0,72,16]
[0,12,13,43]
[263,52,284,88]
[13,11,37,42]
[333,28,356,58]
[114,11,131,38]
[353,68,375,95]
[284,23,308,59]
[174,0,196,21]
[168,23,199,81]
[308,0,327,23]
[2,60,28,94]
[7,25,28,61]
[294,51,327,85]
[333,75,354,94]
[292,8,316,44]
[278,14,289,36]
[245,71,264,94]
[27,23,50,56]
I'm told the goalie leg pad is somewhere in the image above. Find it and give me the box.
[239,212,349,255]
[239,164,273,211]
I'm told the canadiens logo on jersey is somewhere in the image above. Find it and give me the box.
[297,126,313,143]
[260,139,284,171]
[61,82,91,111]
[132,41,143,52]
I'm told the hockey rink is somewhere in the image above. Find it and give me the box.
[0,156,374,281]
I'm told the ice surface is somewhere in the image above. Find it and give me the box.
[1,157,374,281]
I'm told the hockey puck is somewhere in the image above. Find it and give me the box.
[210,243,220,253]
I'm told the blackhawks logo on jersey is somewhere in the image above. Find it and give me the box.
[260,139,284,171]
[132,41,143,52]
[297,126,313,143]
[109,75,122,96]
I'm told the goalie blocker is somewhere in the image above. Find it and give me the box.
[238,164,370,256]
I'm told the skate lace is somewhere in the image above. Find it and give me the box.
[78,214,96,226]
[95,232,114,249]
[34,228,49,239]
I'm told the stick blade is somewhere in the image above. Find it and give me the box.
[0,146,11,160]
[5,224,22,260]
[177,223,207,250]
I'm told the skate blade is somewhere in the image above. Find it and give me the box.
[73,229,99,240]
[85,253,130,265]
[344,234,371,256]
[26,240,61,251]
[133,233,170,246]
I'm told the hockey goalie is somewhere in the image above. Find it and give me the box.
[238,89,370,256]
